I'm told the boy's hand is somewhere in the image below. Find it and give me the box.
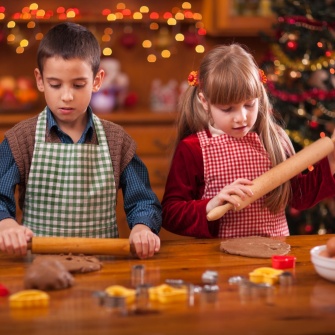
[0,218,33,256]
[129,224,160,259]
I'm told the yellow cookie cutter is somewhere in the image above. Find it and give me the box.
[149,284,188,303]
[249,267,284,285]
[9,289,50,309]
[105,285,136,304]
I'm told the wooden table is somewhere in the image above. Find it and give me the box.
[1,235,335,335]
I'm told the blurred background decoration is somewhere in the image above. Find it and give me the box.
[90,58,133,112]
[0,75,38,110]
[0,2,206,62]
[260,0,335,235]
[0,1,207,112]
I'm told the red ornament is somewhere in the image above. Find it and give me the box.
[124,92,138,107]
[0,283,9,297]
[325,50,332,57]
[288,207,301,217]
[184,31,199,48]
[305,223,313,234]
[286,40,298,50]
[120,32,137,49]
[309,120,319,129]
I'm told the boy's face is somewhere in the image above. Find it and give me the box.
[34,56,104,128]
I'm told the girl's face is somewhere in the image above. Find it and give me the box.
[34,56,104,130]
[199,94,259,138]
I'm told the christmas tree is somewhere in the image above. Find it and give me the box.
[261,0,335,235]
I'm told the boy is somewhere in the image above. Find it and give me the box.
[0,22,161,259]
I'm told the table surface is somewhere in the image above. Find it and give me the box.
[1,234,335,335]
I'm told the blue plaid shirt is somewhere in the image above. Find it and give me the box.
[0,108,161,234]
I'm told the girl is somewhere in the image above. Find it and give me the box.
[162,43,335,238]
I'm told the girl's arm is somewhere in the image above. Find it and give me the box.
[290,156,335,210]
[162,135,219,238]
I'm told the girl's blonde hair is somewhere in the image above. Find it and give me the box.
[176,43,295,212]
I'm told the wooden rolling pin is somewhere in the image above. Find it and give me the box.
[207,136,335,221]
[27,236,131,256]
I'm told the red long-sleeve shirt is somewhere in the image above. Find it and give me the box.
[162,133,335,238]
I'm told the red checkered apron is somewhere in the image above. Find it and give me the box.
[197,130,289,238]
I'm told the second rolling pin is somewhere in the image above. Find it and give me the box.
[206,136,335,221]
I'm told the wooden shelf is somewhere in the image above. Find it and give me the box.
[202,0,276,36]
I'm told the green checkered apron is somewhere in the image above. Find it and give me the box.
[23,109,118,237]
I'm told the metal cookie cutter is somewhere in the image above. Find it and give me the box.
[202,270,218,285]
[92,291,128,316]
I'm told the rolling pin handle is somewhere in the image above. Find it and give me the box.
[206,203,234,221]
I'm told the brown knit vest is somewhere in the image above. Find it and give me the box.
[5,114,137,210]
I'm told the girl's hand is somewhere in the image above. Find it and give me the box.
[0,218,33,255]
[206,178,254,214]
[129,224,160,259]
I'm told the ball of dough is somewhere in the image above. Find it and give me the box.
[24,260,74,291]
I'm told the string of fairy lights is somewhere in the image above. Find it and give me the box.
[0,2,206,62]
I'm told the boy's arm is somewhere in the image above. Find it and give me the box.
[0,139,20,221]
[0,139,33,255]
[120,155,162,259]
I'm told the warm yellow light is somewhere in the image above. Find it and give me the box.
[193,13,202,20]
[107,13,116,21]
[66,10,76,18]
[195,45,205,53]
[7,21,15,28]
[150,23,159,30]
[0,13,5,20]
[104,27,113,35]
[167,18,176,25]
[7,34,15,42]
[103,47,112,56]
[36,9,45,17]
[182,2,192,9]
[20,39,29,47]
[27,21,36,28]
[175,12,184,20]
[140,6,149,13]
[29,3,38,10]
[22,12,31,19]
[35,32,43,40]
[290,71,298,78]
[133,12,142,19]
[102,34,111,42]
[161,50,171,58]
[175,33,184,41]
[172,7,180,14]
[147,54,156,63]
[142,40,152,48]
[116,3,126,10]
[16,46,24,54]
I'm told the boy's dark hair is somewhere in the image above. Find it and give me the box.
[37,22,101,76]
